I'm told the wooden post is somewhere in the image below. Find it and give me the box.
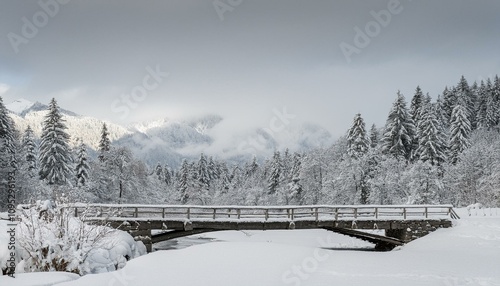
[265,209,269,221]
[354,208,358,219]
[187,208,191,220]
[425,207,428,218]
[134,207,138,218]
[315,207,319,221]
[74,207,78,217]
[334,208,338,220]
[375,207,378,219]
[403,207,407,220]
[162,208,165,218]
[213,208,216,220]
[291,208,294,220]
[237,209,241,219]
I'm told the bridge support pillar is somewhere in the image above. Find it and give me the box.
[386,220,453,243]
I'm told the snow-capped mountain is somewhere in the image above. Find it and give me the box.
[6,99,35,114]
[7,99,333,167]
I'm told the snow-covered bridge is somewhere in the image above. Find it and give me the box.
[66,204,460,252]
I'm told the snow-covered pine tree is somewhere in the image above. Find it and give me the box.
[441,86,456,127]
[98,123,111,162]
[267,151,282,194]
[369,124,379,148]
[455,76,476,130]
[75,139,89,186]
[39,98,72,185]
[178,159,189,204]
[288,152,304,204]
[449,104,471,164]
[163,164,172,185]
[381,91,416,161]
[347,113,369,158]
[219,161,231,193]
[155,162,164,181]
[416,102,447,166]
[410,86,424,125]
[207,156,218,181]
[0,96,17,210]
[22,125,38,174]
[198,153,210,190]
[245,155,259,178]
[486,77,500,129]
[475,80,489,129]
[281,148,292,183]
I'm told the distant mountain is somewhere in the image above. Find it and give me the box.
[6,99,34,114]
[7,99,78,117]
[7,99,333,167]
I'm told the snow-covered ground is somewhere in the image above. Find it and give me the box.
[1,208,499,286]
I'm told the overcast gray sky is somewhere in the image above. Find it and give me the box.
[1,0,499,137]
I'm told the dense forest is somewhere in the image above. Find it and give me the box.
[1,75,499,210]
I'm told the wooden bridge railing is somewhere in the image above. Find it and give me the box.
[64,204,460,221]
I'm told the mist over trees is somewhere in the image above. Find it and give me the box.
[1,75,500,210]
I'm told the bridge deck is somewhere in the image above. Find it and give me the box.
[66,204,460,222]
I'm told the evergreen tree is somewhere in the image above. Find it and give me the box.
[441,86,456,126]
[207,156,218,181]
[0,97,17,209]
[449,104,471,164]
[410,86,424,125]
[178,159,189,204]
[347,113,369,158]
[219,162,231,192]
[485,77,500,129]
[484,79,498,129]
[163,164,172,185]
[98,123,111,162]
[198,153,210,189]
[288,152,304,204]
[416,102,447,166]
[455,76,476,130]
[281,148,292,183]
[369,124,379,148]
[435,94,449,130]
[476,80,489,129]
[75,139,89,186]
[267,151,282,194]
[39,98,72,185]
[22,125,38,174]
[381,91,416,160]
[246,155,259,178]
[155,162,164,181]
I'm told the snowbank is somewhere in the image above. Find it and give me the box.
[0,272,79,286]
[0,210,146,277]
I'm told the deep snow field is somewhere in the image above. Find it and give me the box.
[1,207,499,286]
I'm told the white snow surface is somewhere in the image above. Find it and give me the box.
[1,207,499,286]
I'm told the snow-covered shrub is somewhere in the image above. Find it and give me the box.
[16,200,145,275]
